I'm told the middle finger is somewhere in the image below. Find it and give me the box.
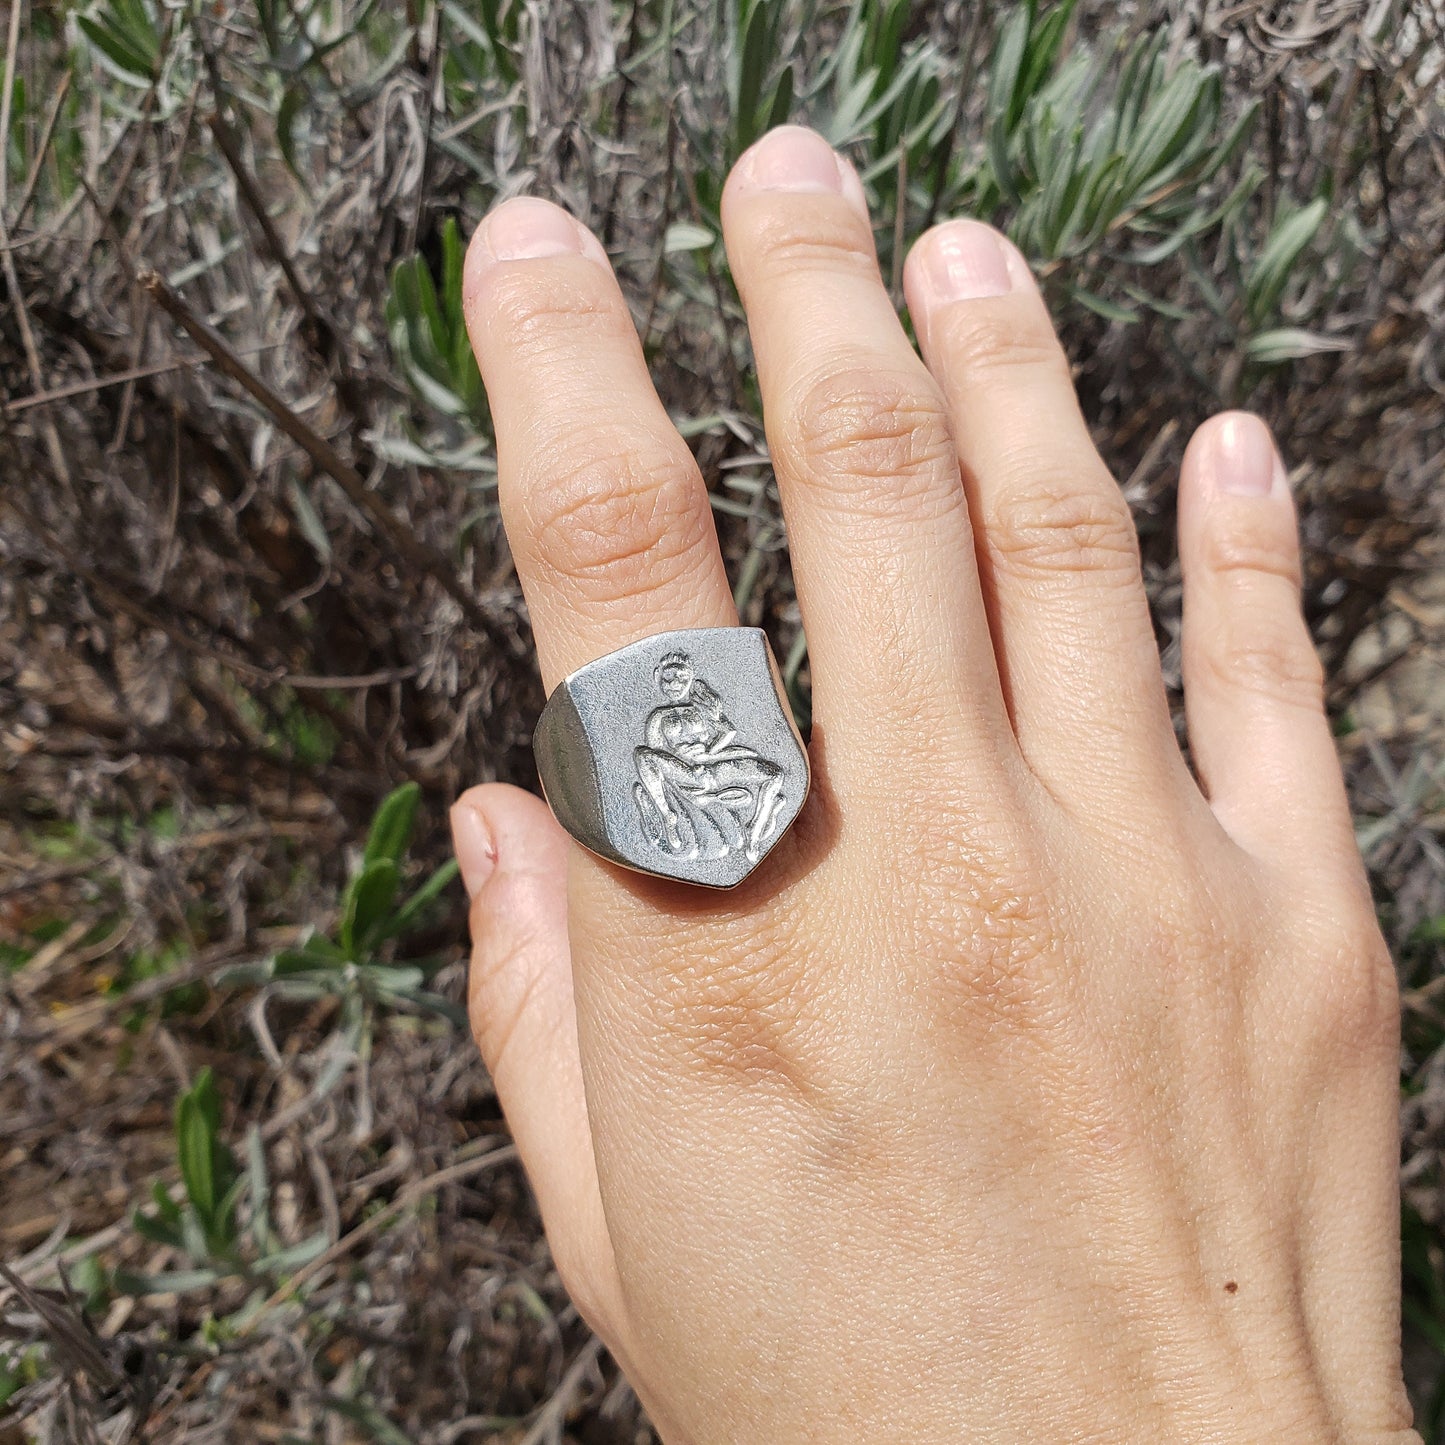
[721,127,1016,796]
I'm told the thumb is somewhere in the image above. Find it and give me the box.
[450,783,625,1343]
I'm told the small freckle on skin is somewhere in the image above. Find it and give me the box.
[1224,1280,1238,1294]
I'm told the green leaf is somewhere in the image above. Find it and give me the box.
[764,60,795,134]
[361,964,427,995]
[1247,197,1328,324]
[475,0,519,83]
[272,977,340,1001]
[983,4,1032,205]
[176,1069,222,1223]
[341,858,401,958]
[733,0,769,155]
[133,1206,183,1247]
[386,858,461,941]
[384,985,467,1027]
[364,782,421,868]
[277,84,304,175]
[172,1072,238,1254]
[76,2,159,87]
[112,1267,222,1296]
[1244,327,1350,365]
[151,1177,182,1224]
[255,1229,330,1275]
[319,1396,414,1445]
[1067,284,1140,323]
[0,1354,22,1412]
[988,0,1035,133]
[1118,282,1193,322]
[1189,94,1259,189]
[386,245,484,428]
[1120,64,1211,195]
[271,946,334,977]
[1019,0,1077,103]
[247,1126,274,1254]
[441,216,465,323]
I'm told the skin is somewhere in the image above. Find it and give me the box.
[447,126,1417,1443]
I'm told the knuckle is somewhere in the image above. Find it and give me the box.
[1191,608,1325,712]
[935,307,1073,387]
[646,916,829,1102]
[1200,517,1303,588]
[911,841,1068,1042]
[987,475,1141,584]
[936,907,1061,1038]
[483,270,625,354]
[743,208,876,282]
[777,363,960,520]
[515,440,712,601]
[1295,920,1399,1061]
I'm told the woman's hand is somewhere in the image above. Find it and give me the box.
[449,126,1414,1443]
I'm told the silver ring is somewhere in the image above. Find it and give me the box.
[533,627,810,888]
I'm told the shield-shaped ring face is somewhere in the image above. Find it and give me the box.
[533,627,810,888]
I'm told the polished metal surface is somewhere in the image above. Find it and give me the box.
[534,627,810,888]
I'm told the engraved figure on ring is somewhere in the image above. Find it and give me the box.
[632,652,786,862]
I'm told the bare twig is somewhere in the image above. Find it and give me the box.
[516,1335,605,1445]
[0,0,73,491]
[139,269,520,656]
[238,1141,518,1330]
[11,67,72,230]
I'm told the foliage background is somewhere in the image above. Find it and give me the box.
[1,0,1443,1439]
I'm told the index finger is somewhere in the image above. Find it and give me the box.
[462,196,737,693]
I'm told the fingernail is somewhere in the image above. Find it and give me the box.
[480,197,586,262]
[1214,413,1284,497]
[450,801,497,897]
[921,221,1014,303]
[734,126,845,194]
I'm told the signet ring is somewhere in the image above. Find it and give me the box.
[532,627,810,888]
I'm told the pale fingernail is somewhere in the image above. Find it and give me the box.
[479,197,586,263]
[1214,413,1284,497]
[734,125,846,195]
[921,221,1014,303]
[450,801,498,897]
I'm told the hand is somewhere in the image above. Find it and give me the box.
[449,126,1414,1443]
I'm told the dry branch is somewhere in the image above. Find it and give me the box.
[139,268,520,658]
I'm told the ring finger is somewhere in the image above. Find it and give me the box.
[903,220,1189,816]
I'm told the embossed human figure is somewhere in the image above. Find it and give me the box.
[633,653,786,862]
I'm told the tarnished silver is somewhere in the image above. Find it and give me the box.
[533,627,810,888]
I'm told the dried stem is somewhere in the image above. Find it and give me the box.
[140,268,520,657]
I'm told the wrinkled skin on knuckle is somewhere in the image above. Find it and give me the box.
[512,438,712,602]
[935,306,1076,388]
[1188,606,1325,712]
[737,207,876,286]
[930,887,1067,1040]
[1271,909,1400,1074]
[775,364,962,523]
[888,818,1069,1044]
[1199,515,1304,589]
[628,908,839,1104]
[482,269,627,355]
[985,473,1142,588]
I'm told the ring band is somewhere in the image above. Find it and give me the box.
[533,627,810,888]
